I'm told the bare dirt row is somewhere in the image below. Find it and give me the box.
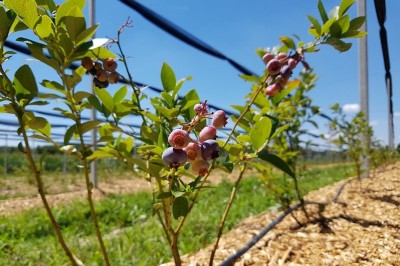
[172,165,400,265]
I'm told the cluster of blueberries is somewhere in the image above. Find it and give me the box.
[162,102,228,176]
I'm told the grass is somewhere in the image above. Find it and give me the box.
[0,164,355,265]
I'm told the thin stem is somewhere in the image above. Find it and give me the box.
[115,28,147,125]
[60,68,110,266]
[75,120,111,266]
[21,123,79,266]
[209,163,247,266]
[222,76,268,148]
[155,177,172,246]
[0,65,78,265]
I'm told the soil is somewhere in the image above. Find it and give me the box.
[169,164,400,266]
[1,164,399,265]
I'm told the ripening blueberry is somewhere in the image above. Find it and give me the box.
[212,110,228,129]
[168,129,190,149]
[162,147,188,168]
[201,139,220,161]
[191,159,210,176]
[266,59,281,75]
[276,52,288,61]
[103,58,118,72]
[81,57,94,70]
[287,58,298,69]
[199,125,217,143]
[108,72,120,84]
[96,69,108,82]
[184,142,202,161]
[265,83,282,96]
[280,65,292,81]
[262,53,274,64]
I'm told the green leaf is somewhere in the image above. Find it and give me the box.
[172,197,189,219]
[29,117,51,137]
[113,85,128,103]
[257,151,295,178]
[64,124,77,145]
[75,24,98,47]
[161,62,176,92]
[161,92,174,108]
[321,17,336,35]
[23,42,59,70]
[80,120,101,134]
[280,36,296,50]
[324,37,352,52]
[339,0,356,17]
[17,142,25,153]
[55,0,86,26]
[62,7,86,42]
[95,87,114,113]
[35,15,55,39]
[249,116,272,152]
[317,0,329,23]
[73,91,92,103]
[307,15,321,36]
[4,0,38,29]
[13,65,38,103]
[0,7,10,41]
[171,190,185,198]
[348,16,366,32]
[272,79,300,105]
[157,192,172,199]
[270,124,290,139]
[341,30,367,39]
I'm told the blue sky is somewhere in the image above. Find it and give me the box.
[2,0,400,147]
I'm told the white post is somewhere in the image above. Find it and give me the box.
[358,0,369,178]
[89,0,98,188]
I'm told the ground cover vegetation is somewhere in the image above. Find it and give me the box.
[0,164,356,265]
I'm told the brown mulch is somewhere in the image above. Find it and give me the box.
[172,164,400,266]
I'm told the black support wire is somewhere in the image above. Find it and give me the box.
[373,0,394,148]
[4,41,238,117]
[119,0,258,77]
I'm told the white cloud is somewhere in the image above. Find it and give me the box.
[343,103,360,113]
[394,112,400,117]
[369,120,379,126]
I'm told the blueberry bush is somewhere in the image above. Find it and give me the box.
[0,0,367,265]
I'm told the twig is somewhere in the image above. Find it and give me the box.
[209,164,247,266]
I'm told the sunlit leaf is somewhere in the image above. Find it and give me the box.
[250,116,272,152]
[307,15,321,36]
[161,62,176,92]
[317,0,329,23]
[35,15,55,39]
[280,36,296,50]
[13,65,38,103]
[339,0,356,17]
[4,0,38,29]
[113,85,128,103]
[29,117,51,137]
[95,87,114,113]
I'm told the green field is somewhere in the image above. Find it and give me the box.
[0,164,355,265]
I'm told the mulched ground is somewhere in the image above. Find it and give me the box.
[174,164,400,266]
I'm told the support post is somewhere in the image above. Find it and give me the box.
[358,0,369,178]
[89,0,98,188]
